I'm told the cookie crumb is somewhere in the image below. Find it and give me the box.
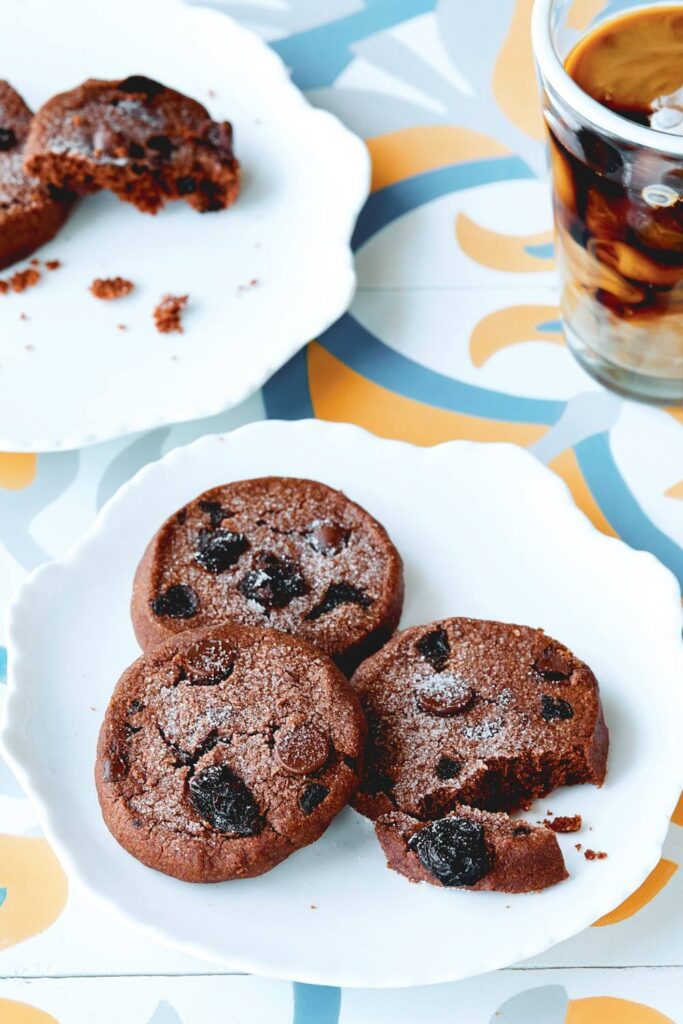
[10,267,41,293]
[0,280,8,295]
[19,312,28,321]
[544,814,582,834]
[116,323,128,331]
[24,343,35,351]
[310,904,317,910]
[237,278,259,295]
[30,257,40,265]
[584,848,607,860]
[90,276,134,300]
[575,843,582,851]
[154,293,188,334]
[45,259,61,271]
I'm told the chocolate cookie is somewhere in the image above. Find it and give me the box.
[24,76,239,214]
[0,82,72,270]
[131,477,404,674]
[96,623,366,882]
[351,617,608,820]
[376,805,568,893]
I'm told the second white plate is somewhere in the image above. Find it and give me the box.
[2,421,682,986]
[0,0,369,451]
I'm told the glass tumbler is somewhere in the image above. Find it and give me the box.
[532,0,683,402]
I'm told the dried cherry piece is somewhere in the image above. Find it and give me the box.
[298,783,329,815]
[238,554,308,609]
[150,584,198,619]
[408,817,491,887]
[188,764,261,835]
[360,766,394,797]
[416,627,450,672]
[118,75,165,98]
[0,127,17,151]
[540,694,574,721]
[176,175,197,195]
[194,528,249,574]
[305,520,349,556]
[306,582,372,621]
[435,755,462,780]
[534,647,572,681]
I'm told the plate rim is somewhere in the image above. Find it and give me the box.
[2,420,683,987]
[0,0,370,453]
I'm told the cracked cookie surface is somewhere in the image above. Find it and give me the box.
[96,622,366,882]
[131,476,404,673]
[351,617,608,821]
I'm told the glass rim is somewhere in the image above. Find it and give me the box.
[531,0,683,158]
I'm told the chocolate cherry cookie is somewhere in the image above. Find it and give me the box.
[351,617,608,821]
[0,82,72,269]
[96,623,366,882]
[131,477,404,673]
[376,805,568,893]
[24,76,239,214]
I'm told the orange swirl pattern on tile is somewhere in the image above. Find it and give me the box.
[307,342,548,447]
[493,0,545,140]
[0,453,36,490]
[456,215,555,272]
[0,835,68,949]
[469,305,562,367]
[366,126,509,192]
[567,0,608,31]
[566,996,673,1023]
[0,1001,59,1024]
[672,793,683,826]
[593,859,678,926]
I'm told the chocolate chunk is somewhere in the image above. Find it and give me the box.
[416,627,450,672]
[128,141,145,158]
[435,755,462,780]
[198,499,230,528]
[194,529,249,574]
[360,766,394,796]
[150,584,198,619]
[512,825,532,836]
[147,134,173,159]
[540,694,574,721]
[534,647,572,681]
[188,764,261,835]
[276,724,330,775]
[238,554,308,610]
[0,127,17,151]
[306,582,372,621]
[408,817,491,887]
[102,738,127,782]
[305,520,349,556]
[118,75,166,98]
[298,783,329,815]
[417,674,475,717]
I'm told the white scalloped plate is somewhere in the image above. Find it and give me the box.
[2,421,682,987]
[0,0,368,451]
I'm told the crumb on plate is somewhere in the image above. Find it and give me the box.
[90,276,134,300]
[154,293,188,334]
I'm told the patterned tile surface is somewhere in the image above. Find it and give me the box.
[0,0,681,1018]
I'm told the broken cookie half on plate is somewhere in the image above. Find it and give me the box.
[351,617,609,892]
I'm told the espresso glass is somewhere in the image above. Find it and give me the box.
[532,0,683,402]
